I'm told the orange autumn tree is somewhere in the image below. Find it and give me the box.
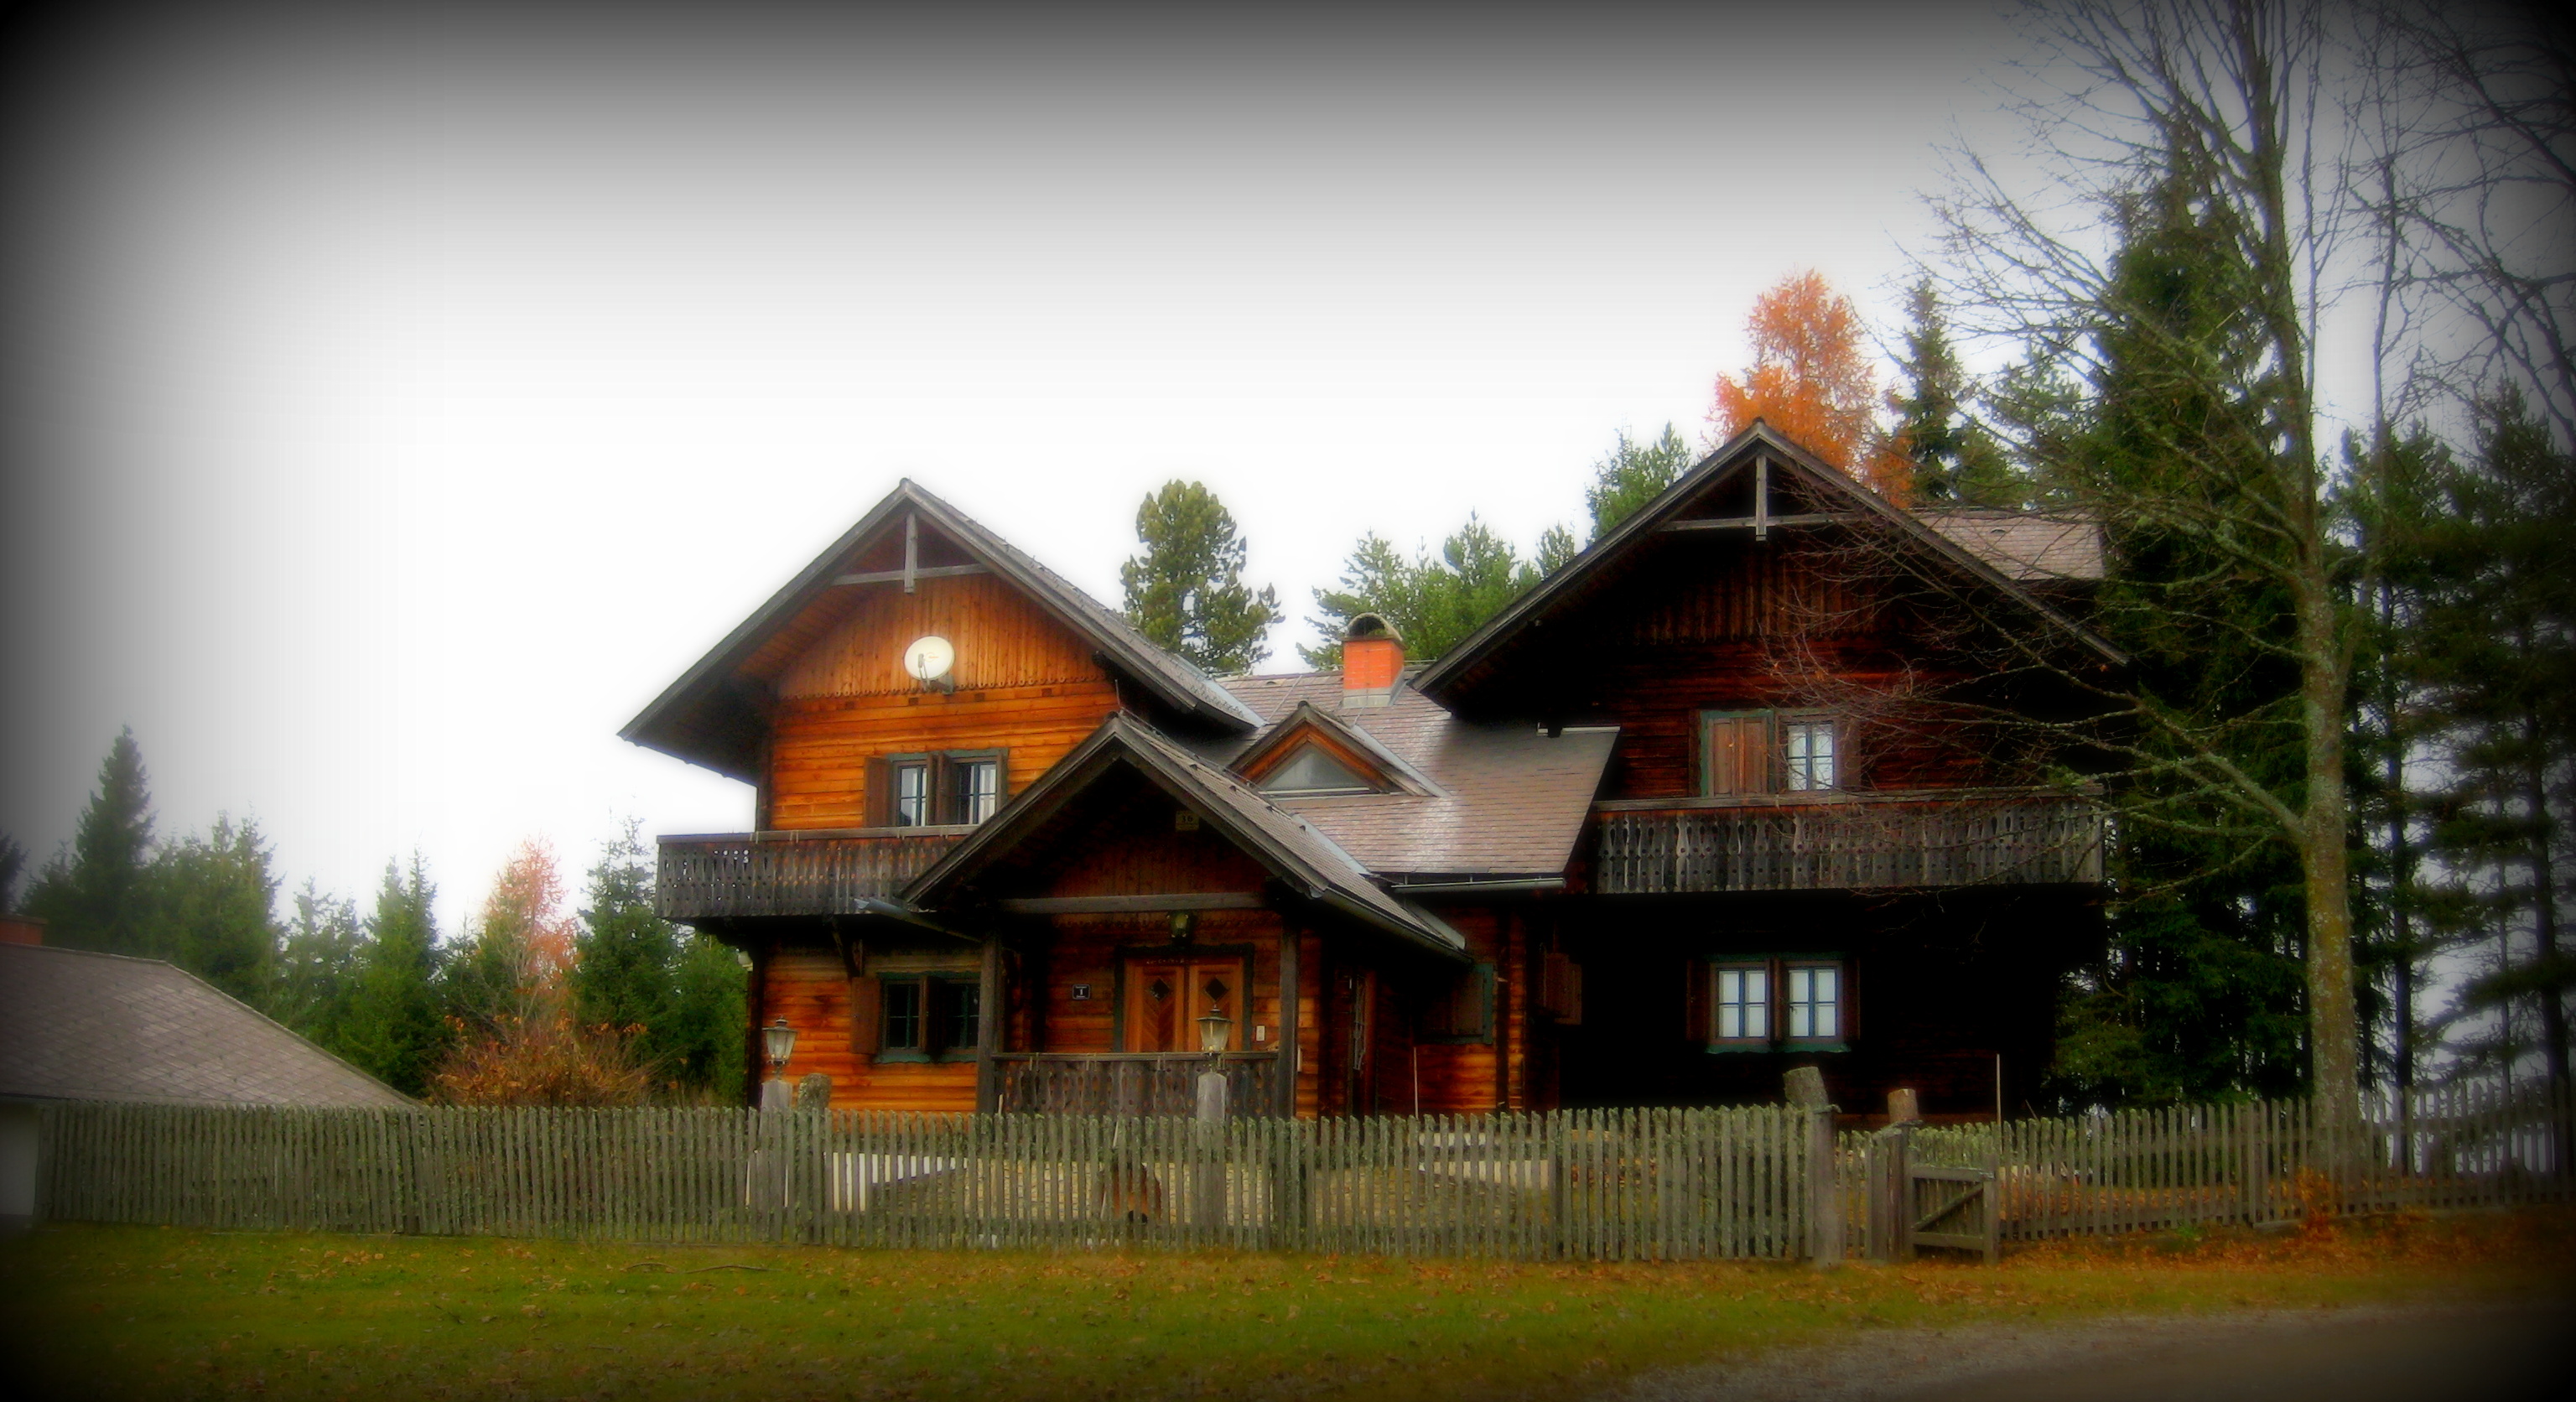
[1709,271,1913,500]
[431,839,650,1106]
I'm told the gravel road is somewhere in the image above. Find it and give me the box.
[1607,1299,2573,1402]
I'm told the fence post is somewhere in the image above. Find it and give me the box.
[1787,1067,1839,1268]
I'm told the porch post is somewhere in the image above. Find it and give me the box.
[975,937,1001,1114]
[1276,922,1301,1118]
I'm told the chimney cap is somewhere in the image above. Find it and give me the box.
[1345,612,1402,643]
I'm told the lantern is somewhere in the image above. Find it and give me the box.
[762,1016,797,1073]
[1196,1006,1233,1056]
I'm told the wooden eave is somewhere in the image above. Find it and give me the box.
[1411,423,2127,710]
[905,714,1468,960]
[621,479,1261,781]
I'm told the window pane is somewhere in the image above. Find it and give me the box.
[1786,964,1840,1040]
[893,763,931,826]
[1715,965,1768,1040]
[882,980,923,1050]
[1785,722,1836,791]
[937,979,981,1053]
[1256,745,1374,794]
[953,760,1001,824]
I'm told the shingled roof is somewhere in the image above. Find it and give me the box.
[1206,672,1618,881]
[1919,510,2106,583]
[623,480,1260,780]
[0,944,412,1108]
[907,713,1467,958]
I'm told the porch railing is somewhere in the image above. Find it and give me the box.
[1592,790,2104,896]
[992,1052,1284,1118]
[655,830,969,920]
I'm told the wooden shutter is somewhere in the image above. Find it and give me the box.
[865,756,891,828]
[1685,958,1710,1045]
[1705,714,1772,796]
[927,754,955,825]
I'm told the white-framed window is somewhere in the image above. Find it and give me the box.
[1712,963,1769,1042]
[1701,956,1846,1049]
[1784,719,1837,791]
[891,758,933,826]
[1784,962,1841,1041]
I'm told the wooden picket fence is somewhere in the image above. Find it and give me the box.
[35,1082,2571,1262]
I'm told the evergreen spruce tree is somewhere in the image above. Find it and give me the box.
[1583,425,1693,538]
[1299,516,1544,668]
[272,880,365,1052]
[341,858,446,1097]
[1118,480,1280,675]
[23,729,158,957]
[573,822,680,1069]
[1890,282,2019,506]
[2046,168,2309,1107]
[665,935,750,1101]
[0,833,24,914]
[151,814,281,1005]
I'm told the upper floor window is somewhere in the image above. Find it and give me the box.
[1784,719,1837,791]
[872,750,1009,827]
[1701,710,1842,795]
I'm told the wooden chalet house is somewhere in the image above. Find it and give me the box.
[626,425,2116,1124]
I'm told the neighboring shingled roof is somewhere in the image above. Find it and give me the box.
[1204,672,1618,880]
[0,944,412,1108]
[1415,423,2125,707]
[622,480,1259,779]
[907,714,1467,958]
[1919,510,2106,582]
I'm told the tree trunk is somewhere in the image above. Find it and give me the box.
[2298,562,2360,1140]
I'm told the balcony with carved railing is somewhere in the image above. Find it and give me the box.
[654,829,970,921]
[991,1052,1285,1118]
[1590,789,2104,896]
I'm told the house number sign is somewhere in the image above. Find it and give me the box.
[1069,984,1093,1001]
[903,635,955,683]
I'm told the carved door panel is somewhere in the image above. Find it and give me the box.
[1121,958,1244,1053]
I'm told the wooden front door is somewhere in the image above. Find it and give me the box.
[1122,957,1246,1053]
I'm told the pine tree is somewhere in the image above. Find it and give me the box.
[341,857,445,1098]
[1299,516,1545,668]
[0,833,24,914]
[2045,166,2309,1107]
[23,729,158,957]
[574,822,680,1067]
[1583,425,1693,538]
[272,880,365,1052]
[664,935,750,1101]
[152,814,281,1005]
[1119,481,1280,675]
[1890,281,2019,506]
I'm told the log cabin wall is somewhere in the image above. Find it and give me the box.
[1489,533,1997,800]
[756,572,1126,829]
[760,937,987,1112]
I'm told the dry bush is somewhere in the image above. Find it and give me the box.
[427,1014,654,1107]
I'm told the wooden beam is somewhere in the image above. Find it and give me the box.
[829,563,989,587]
[1276,922,1301,1118]
[974,937,1001,1114]
[1755,453,1770,540]
[1657,514,1835,533]
[903,511,918,594]
[995,892,1265,915]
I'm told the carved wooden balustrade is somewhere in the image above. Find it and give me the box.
[1591,789,2104,896]
[991,1052,1285,1118]
[655,830,969,920]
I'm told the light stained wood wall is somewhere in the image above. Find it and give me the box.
[772,574,1104,698]
[767,682,1123,829]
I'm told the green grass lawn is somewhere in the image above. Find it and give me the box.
[3,1212,2568,1401]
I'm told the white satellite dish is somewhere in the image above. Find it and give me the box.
[903,635,956,684]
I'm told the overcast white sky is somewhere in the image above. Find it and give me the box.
[4,3,2053,928]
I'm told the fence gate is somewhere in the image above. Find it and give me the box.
[1863,1125,1997,1263]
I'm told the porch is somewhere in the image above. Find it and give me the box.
[1588,788,2104,895]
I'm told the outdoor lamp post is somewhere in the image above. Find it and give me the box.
[760,1017,797,1113]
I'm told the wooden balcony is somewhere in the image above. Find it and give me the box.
[991,1053,1285,1118]
[655,829,969,920]
[1590,790,2104,896]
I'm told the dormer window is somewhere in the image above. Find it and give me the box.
[1253,744,1377,797]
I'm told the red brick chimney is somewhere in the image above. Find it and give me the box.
[1341,613,1404,709]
